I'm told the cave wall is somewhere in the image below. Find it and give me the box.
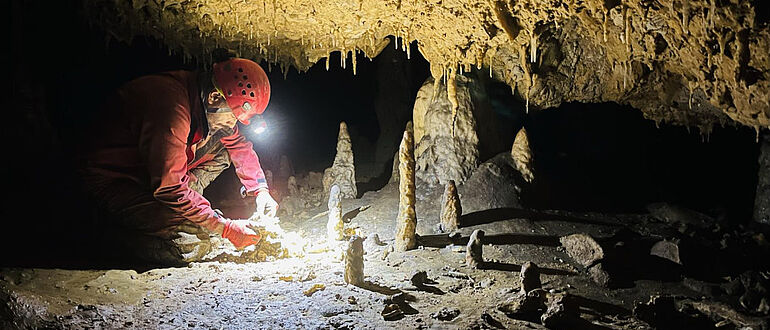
[82,0,769,132]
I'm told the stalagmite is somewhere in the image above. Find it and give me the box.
[439,180,461,233]
[511,127,534,183]
[322,122,357,199]
[344,235,365,286]
[394,128,417,252]
[602,10,609,43]
[466,229,484,268]
[447,68,459,136]
[520,261,542,293]
[327,184,344,242]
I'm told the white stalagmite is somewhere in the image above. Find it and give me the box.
[466,229,484,268]
[394,127,417,252]
[530,30,537,63]
[327,184,344,242]
[511,127,534,183]
[344,235,365,286]
[322,122,357,199]
[439,180,461,233]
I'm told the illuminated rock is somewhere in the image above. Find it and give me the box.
[438,180,461,233]
[323,122,357,199]
[519,261,541,293]
[326,184,344,242]
[344,235,365,286]
[466,229,484,268]
[394,128,417,252]
[511,127,534,183]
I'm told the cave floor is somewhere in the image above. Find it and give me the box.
[1,182,768,329]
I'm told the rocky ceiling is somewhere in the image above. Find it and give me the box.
[83,0,769,134]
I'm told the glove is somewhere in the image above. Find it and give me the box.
[255,189,279,218]
[221,219,262,249]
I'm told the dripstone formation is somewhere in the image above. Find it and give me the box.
[323,122,357,200]
[394,128,417,252]
[466,229,484,268]
[511,127,534,183]
[439,180,461,233]
[344,235,365,286]
[327,184,344,242]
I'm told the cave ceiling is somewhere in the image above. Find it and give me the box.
[84,0,769,134]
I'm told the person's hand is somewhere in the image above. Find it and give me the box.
[255,189,279,218]
[221,219,262,249]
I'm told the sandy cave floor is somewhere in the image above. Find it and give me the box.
[1,182,769,329]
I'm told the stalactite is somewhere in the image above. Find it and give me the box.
[447,68,459,136]
[602,10,609,43]
[325,56,330,71]
[688,80,698,110]
[530,30,537,63]
[352,49,358,75]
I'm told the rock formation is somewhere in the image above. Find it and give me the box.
[439,180,461,233]
[511,127,534,183]
[344,235,365,286]
[278,155,294,179]
[85,0,770,134]
[287,176,299,196]
[560,233,604,268]
[756,133,770,224]
[323,122,357,200]
[412,74,499,185]
[389,121,412,184]
[394,128,417,252]
[519,261,541,294]
[466,229,484,268]
[327,185,344,242]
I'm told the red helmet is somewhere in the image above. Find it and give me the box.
[212,58,270,125]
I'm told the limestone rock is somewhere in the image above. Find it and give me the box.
[389,121,412,184]
[519,261,541,293]
[394,128,417,252]
[412,74,500,185]
[650,239,682,265]
[511,127,534,183]
[755,133,770,224]
[587,263,611,288]
[497,289,546,319]
[466,229,484,268]
[344,235,364,286]
[541,293,580,328]
[323,122,357,199]
[560,233,604,268]
[438,180,461,233]
[326,185,344,242]
[287,176,299,196]
[88,1,770,131]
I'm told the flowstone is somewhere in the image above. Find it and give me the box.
[394,128,417,252]
[344,235,364,286]
[412,74,499,185]
[323,122,357,199]
[327,185,344,242]
[438,180,461,233]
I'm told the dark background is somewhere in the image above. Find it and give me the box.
[5,0,761,268]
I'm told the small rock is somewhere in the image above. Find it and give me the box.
[541,293,579,328]
[560,233,604,267]
[411,271,430,287]
[477,277,495,288]
[348,296,357,305]
[430,307,461,321]
[650,239,681,264]
[382,304,404,321]
[498,289,546,318]
[587,263,611,288]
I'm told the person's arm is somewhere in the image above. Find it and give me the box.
[220,125,268,196]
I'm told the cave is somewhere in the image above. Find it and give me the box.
[4,0,770,328]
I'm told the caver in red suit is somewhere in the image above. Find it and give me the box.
[80,57,278,266]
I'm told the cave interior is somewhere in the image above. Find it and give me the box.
[4,0,770,329]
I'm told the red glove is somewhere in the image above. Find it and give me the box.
[221,219,262,249]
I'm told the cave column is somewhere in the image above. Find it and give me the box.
[755,133,770,224]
